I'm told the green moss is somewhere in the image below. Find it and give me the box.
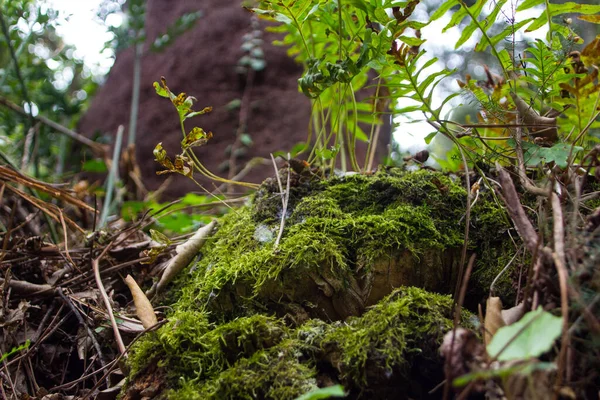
[321,286,458,385]
[129,311,288,385]
[170,169,501,320]
[137,287,469,400]
[174,339,317,400]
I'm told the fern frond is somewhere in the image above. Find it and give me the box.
[517,1,600,40]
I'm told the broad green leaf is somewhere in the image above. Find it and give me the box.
[487,307,562,361]
[180,193,215,205]
[424,131,438,144]
[121,201,150,221]
[397,36,426,47]
[515,141,583,168]
[153,81,170,98]
[81,159,108,173]
[149,229,171,245]
[295,385,346,400]
[156,211,196,234]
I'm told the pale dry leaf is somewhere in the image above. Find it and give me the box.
[484,296,505,345]
[124,274,157,329]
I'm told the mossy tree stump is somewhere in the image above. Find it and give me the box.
[125,168,518,399]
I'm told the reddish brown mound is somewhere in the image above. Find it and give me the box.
[78,0,390,198]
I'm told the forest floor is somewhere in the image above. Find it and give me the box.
[0,160,599,399]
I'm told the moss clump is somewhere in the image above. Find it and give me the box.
[170,169,510,322]
[129,286,470,400]
[175,339,317,400]
[128,312,289,387]
[321,287,462,395]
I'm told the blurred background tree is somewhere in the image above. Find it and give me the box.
[0,0,99,178]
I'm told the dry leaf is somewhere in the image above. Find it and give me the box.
[124,275,157,329]
[484,296,505,345]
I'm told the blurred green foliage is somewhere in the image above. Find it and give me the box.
[0,0,98,178]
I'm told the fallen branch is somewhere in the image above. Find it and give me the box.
[149,219,218,296]
[496,163,539,253]
[273,153,291,249]
[0,277,53,295]
[551,193,570,389]
[0,96,106,156]
[92,245,127,357]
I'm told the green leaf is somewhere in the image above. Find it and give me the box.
[81,159,108,173]
[121,201,150,221]
[396,105,423,113]
[184,106,213,121]
[397,36,425,47]
[487,307,562,361]
[525,2,600,33]
[252,8,292,24]
[180,193,214,205]
[430,0,459,22]
[295,385,346,400]
[516,0,544,11]
[240,133,254,147]
[424,131,438,144]
[153,81,170,98]
[476,19,534,52]
[453,361,556,387]
[513,141,583,168]
[455,19,479,49]
[156,211,197,234]
[351,124,369,142]
[0,340,31,363]
[316,145,340,160]
[149,229,171,245]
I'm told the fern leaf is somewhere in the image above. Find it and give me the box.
[430,0,459,22]
[476,19,534,52]
[516,0,544,12]
[525,2,600,35]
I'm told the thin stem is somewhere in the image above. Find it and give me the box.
[128,41,143,146]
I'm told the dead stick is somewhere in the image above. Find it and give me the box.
[551,193,570,394]
[92,244,127,357]
[496,164,538,253]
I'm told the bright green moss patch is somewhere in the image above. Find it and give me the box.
[128,312,289,385]
[171,168,509,321]
[176,339,318,400]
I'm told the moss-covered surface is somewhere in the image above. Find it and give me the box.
[124,168,521,399]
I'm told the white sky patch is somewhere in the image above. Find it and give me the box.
[46,0,120,78]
